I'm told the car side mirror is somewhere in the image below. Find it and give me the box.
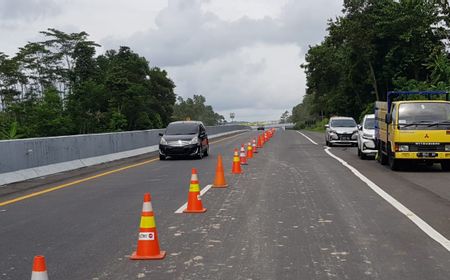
[357,124,362,130]
[385,113,392,124]
[158,132,163,137]
[324,124,329,128]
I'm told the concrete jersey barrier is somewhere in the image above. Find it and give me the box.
[0,125,250,186]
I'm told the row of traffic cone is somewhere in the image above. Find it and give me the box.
[231,128,276,175]
[28,129,277,277]
[130,129,276,260]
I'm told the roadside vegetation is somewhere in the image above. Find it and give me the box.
[0,29,223,140]
[292,0,450,128]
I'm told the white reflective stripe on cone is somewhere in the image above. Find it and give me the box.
[142,202,153,212]
[31,271,49,280]
[191,174,199,181]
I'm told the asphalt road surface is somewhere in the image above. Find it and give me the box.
[1,130,450,279]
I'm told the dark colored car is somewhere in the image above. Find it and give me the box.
[257,126,265,130]
[158,121,209,160]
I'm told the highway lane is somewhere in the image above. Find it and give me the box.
[300,130,450,241]
[1,130,450,279]
[0,131,255,279]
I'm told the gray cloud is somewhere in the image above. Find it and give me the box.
[103,0,341,67]
[0,0,342,121]
[101,0,341,121]
[0,0,61,23]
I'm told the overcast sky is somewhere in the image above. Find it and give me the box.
[0,0,343,121]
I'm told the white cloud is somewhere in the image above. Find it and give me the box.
[0,0,61,22]
[166,43,306,121]
[201,0,290,21]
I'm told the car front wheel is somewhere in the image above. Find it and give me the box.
[196,145,203,159]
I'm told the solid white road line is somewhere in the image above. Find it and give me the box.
[174,184,213,214]
[297,131,319,145]
[323,147,450,252]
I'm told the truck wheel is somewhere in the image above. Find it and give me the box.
[388,151,400,171]
[377,145,388,165]
[441,161,450,171]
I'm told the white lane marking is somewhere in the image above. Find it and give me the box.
[324,147,450,251]
[174,184,213,214]
[297,131,318,145]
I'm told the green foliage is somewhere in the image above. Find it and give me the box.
[294,0,450,127]
[173,95,225,126]
[0,28,186,139]
[0,120,20,139]
[306,118,329,132]
[279,110,291,124]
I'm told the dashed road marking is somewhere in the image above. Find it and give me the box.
[174,184,213,214]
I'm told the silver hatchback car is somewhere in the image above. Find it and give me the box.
[325,117,358,146]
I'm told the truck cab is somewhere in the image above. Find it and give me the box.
[375,91,450,170]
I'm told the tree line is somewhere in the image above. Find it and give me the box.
[0,29,224,140]
[292,0,450,128]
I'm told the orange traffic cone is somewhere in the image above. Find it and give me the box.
[257,135,263,148]
[231,149,243,174]
[184,168,207,213]
[252,139,258,153]
[246,142,253,159]
[130,193,166,260]
[31,256,48,280]
[239,145,248,165]
[213,154,228,188]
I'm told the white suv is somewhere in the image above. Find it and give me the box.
[325,117,358,146]
[357,114,376,159]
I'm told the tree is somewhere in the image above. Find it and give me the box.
[0,29,178,139]
[173,95,224,125]
[296,0,450,126]
[279,110,291,124]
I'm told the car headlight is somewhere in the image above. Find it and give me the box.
[189,136,199,144]
[362,133,373,140]
[445,144,450,152]
[329,130,337,135]
[160,137,167,145]
[398,145,409,152]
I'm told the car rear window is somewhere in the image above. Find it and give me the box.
[364,118,375,129]
[331,119,356,127]
[165,123,199,135]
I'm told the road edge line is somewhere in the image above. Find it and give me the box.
[324,147,450,252]
[297,131,319,145]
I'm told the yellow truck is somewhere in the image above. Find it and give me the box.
[375,91,450,170]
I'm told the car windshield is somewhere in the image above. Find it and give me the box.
[398,102,450,130]
[165,123,199,135]
[331,119,356,127]
[364,118,375,129]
